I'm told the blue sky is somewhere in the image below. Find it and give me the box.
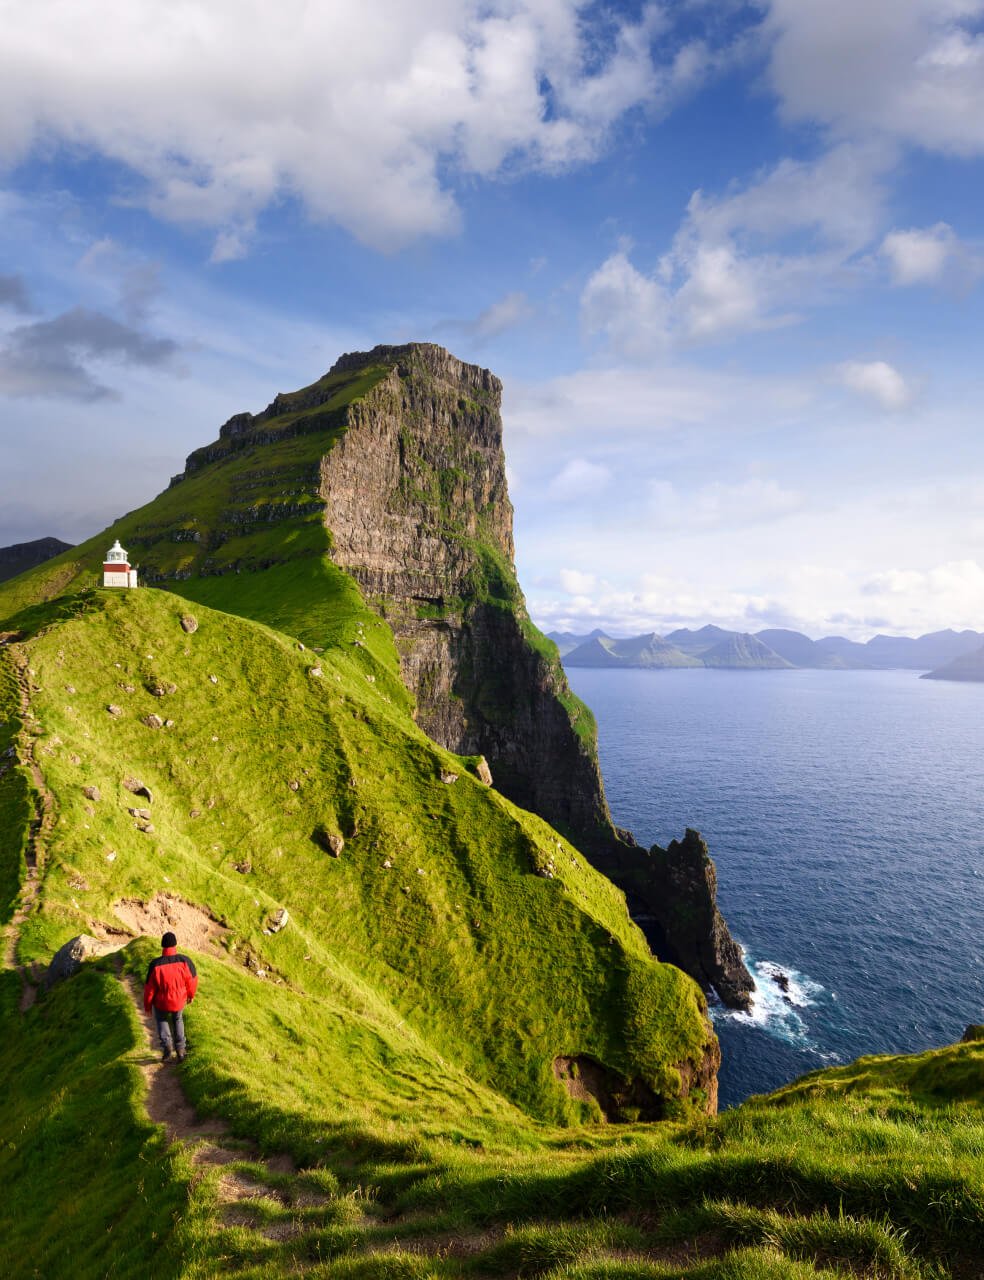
[2,0,984,639]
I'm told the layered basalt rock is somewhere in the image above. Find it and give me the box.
[316,344,613,845]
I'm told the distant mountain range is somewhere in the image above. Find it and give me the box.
[549,625,984,679]
[0,536,72,583]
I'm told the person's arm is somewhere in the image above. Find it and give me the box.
[143,963,156,1013]
[183,955,198,1002]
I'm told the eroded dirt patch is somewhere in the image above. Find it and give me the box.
[113,893,228,954]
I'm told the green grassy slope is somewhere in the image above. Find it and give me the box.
[9,587,710,1122]
[3,592,983,1277]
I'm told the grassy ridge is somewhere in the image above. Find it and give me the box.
[14,586,711,1124]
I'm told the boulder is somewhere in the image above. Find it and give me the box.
[128,807,152,820]
[145,679,177,697]
[474,756,493,786]
[439,770,459,785]
[141,714,165,729]
[107,704,123,717]
[82,785,101,802]
[44,935,117,989]
[122,777,153,802]
[314,825,344,856]
[180,614,199,634]
[267,907,289,933]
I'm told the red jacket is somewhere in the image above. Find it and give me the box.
[144,947,198,1013]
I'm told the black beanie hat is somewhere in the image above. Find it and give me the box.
[161,931,177,949]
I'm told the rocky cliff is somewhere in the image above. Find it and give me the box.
[310,344,753,1008]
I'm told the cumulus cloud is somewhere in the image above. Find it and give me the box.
[881,222,961,284]
[0,307,179,401]
[581,143,892,352]
[837,359,914,410]
[558,567,597,595]
[764,0,984,155]
[547,458,613,500]
[0,1,715,254]
[649,476,803,530]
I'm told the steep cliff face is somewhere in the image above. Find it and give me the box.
[316,344,612,845]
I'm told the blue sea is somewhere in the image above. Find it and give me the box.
[565,667,984,1109]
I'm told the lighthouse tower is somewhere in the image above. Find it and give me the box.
[103,539,138,589]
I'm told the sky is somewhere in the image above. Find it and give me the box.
[2,0,984,641]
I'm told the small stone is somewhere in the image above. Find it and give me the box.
[297,642,305,651]
[190,808,201,819]
[475,756,493,786]
[267,907,289,933]
[128,807,152,820]
[82,785,101,802]
[233,859,252,874]
[105,851,117,862]
[208,674,218,684]
[416,867,425,876]
[118,683,136,694]
[136,821,155,834]
[439,770,459,785]
[327,834,344,857]
[69,753,81,766]
[164,719,175,728]
[65,684,76,694]
[107,705,123,717]
[254,969,267,979]
[141,714,165,729]
[288,780,300,792]
[180,615,198,634]
[122,777,152,802]
[145,679,176,697]
[382,859,393,869]
[309,666,323,678]
[401,886,410,895]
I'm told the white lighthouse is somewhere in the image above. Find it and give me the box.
[103,539,138,589]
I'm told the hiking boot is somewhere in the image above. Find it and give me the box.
[176,1049,186,1063]
[161,1048,172,1062]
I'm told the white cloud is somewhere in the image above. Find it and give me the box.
[559,567,597,595]
[881,222,958,284]
[547,458,613,500]
[764,0,984,155]
[0,1,712,253]
[581,143,892,352]
[648,477,803,530]
[466,291,533,339]
[862,559,984,603]
[837,360,914,410]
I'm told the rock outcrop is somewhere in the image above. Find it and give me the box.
[621,829,755,1011]
[316,344,614,848]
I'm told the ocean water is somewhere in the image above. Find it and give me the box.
[565,667,984,1109]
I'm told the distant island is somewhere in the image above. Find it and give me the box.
[549,624,984,679]
[0,536,72,583]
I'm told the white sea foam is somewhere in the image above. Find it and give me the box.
[711,946,828,1052]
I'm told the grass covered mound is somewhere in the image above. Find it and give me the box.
[5,584,712,1128]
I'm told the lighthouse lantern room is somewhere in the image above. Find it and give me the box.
[103,539,138,589]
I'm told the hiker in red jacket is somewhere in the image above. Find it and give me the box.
[143,931,198,1062]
